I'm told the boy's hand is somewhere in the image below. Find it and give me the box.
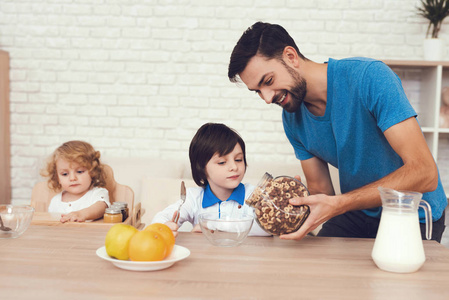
[191,224,202,233]
[164,221,180,238]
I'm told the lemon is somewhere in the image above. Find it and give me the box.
[105,224,138,260]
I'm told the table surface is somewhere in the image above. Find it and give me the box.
[1,225,449,300]
[31,211,133,227]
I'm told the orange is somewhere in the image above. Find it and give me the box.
[145,223,176,258]
[128,230,167,261]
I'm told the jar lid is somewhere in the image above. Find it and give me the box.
[105,207,121,214]
[112,202,128,207]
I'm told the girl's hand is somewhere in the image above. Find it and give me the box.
[60,202,107,223]
[60,212,86,223]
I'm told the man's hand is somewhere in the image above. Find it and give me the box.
[279,194,340,241]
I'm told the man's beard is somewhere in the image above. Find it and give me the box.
[280,60,307,113]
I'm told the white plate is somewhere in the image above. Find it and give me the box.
[96,245,190,271]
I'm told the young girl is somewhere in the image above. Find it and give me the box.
[42,140,111,223]
[151,123,270,237]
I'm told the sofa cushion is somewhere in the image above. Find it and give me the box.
[103,157,187,207]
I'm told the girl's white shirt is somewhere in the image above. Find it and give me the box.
[48,187,111,214]
[151,183,271,237]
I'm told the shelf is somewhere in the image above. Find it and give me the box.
[422,127,435,132]
[382,60,449,68]
[422,128,449,133]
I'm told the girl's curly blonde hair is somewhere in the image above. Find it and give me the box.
[41,140,106,192]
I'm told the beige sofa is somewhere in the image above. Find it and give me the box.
[103,157,340,231]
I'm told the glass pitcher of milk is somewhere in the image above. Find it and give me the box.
[372,187,432,273]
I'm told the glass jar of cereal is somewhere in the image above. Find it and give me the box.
[246,172,310,235]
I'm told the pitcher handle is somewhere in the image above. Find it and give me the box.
[419,200,432,240]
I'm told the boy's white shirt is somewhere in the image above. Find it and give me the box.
[151,183,271,237]
[48,187,111,214]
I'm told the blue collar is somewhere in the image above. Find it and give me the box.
[202,183,245,208]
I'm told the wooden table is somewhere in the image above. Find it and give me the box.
[1,225,449,299]
[31,211,135,227]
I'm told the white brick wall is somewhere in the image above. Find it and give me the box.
[1,0,449,204]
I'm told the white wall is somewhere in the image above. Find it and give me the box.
[1,0,448,205]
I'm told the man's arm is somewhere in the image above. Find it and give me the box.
[300,156,335,196]
[281,117,438,240]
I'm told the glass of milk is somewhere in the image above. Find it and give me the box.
[372,187,432,273]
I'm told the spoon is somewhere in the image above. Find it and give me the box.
[0,215,12,231]
[172,181,186,223]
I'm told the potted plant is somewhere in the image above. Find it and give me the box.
[416,0,449,60]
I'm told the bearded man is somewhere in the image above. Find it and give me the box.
[228,22,447,242]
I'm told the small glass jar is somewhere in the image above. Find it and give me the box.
[112,202,129,222]
[103,207,123,223]
[246,172,310,235]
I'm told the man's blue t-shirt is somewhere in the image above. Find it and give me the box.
[282,57,447,221]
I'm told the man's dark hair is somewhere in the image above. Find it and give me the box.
[189,123,247,187]
[228,21,307,83]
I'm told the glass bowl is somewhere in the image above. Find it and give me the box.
[0,205,35,239]
[246,173,310,235]
[198,212,254,247]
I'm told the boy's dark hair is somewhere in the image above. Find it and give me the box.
[189,123,247,187]
[228,21,307,83]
